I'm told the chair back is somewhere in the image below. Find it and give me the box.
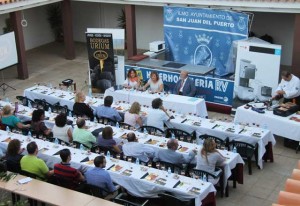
[48,137,69,146]
[91,145,118,157]
[158,192,191,206]
[199,134,228,149]
[157,160,183,173]
[228,140,257,158]
[16,96,28,106]
[51,105,69,114]
[119,122,133,130]
[84,183,108,198]
[125,156,149,165]
[96,117,117,126]
[191,168,222,181]
[114,193,149,206]
[165,128,195,143]
[139,126,164,136]
[72,141,89,149]
[0,159,7,173]
[34,99,52,111]
[19,170,38,179]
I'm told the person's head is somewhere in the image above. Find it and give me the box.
[180,70,188,80]
[59,148,71,163]
[27,141,38,155]
[75,91,86,103]
[202,138,216,153]
[2,105,13,116]
[94,155,106,168]
[281,71,292,81]
[104,96,113,107]
[127,68,137,79]
[127,132,137,142]
[152,98,163,109]
[32,109,45,122]
[150,71,159,82]
[129,102,141,114]
[76,118,86,128]
[167,139,179,151]
[102,126,113,140]
[55,113,67,127]
[7,139,21,156]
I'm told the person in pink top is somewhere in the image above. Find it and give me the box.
[124,102,143,129]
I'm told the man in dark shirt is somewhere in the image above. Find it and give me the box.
[54,149,85,189]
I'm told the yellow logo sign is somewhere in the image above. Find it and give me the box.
[93,50,108,61]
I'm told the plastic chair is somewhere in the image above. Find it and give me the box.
[157,160,183,174]
[114,193,149,206]
[51,104,69,114]
[278,191,300,205]
[291,169,300,181]
[158,192,192,206]
[47,137,69,146]
[139,126,164,136]
[16,96,28,106]
[83,183,110,198]
[119,122,133,130]
[34,99,52,111]
[285,178,300,194]
[165,128,196,143]
[96,116,118,126]
[72,141,90,149]
[199,134,228,149]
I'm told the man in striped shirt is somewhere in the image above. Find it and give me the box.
[54,149,85,189]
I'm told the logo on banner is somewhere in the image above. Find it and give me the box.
[237,17,247,31]
[93,50,108,61]
[194,34,213,66]
[165,8,174,22]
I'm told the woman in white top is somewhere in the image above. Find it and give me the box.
[52,113,73,143]
[123,68,140,89]
[124,102,143,129]
[143,71,164,93]
[196,138,225,184]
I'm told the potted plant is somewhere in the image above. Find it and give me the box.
[47,3,63,42]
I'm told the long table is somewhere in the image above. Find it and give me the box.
[104,87,208,117]
[0,130,216,206]
[234,105,300,141]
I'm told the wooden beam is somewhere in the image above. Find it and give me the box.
[125,4,137,58]
[62,0,75,60]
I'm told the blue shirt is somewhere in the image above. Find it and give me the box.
[84,167,116,193]
[94,105,122,122]
[1,115,21,128]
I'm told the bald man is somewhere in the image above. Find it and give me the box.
[173,70,196,97]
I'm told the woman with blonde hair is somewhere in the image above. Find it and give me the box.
[73,91,94,121]
[196,138,225,176]
[124,102,143,128]
[1,105,30,130]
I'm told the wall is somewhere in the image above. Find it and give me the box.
[0,5,55,50]
[250,12,295,66]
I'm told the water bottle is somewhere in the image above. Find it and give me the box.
[143,128,148,137]
[49,83,53,88]
[135,158,140,165]
[48,107,52,113]
[202,174,207,182]
[6,126,10,132]
[68,111,72,117]
[80,144,84,152]
[167,167,171,175]
[106,151,110,159]
[171,133,175,139]
[28,131,32,137]
[116,122,120,129]
[54,138,59,146]
[28,101,32,109]
[5,97,9,102]
[233,146,237,153]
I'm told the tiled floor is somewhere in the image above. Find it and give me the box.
[1,42,299,206]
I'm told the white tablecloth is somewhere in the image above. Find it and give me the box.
[169,115,276,169]
[0,130,215,206]
[234,105,300,141]
[104,87,208,118]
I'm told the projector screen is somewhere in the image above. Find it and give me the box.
[0,32,18,70]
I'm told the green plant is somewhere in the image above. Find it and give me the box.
[117,9,126,30]
[0,172,17,182]
[3,18,12,34]
[47,3,63,42]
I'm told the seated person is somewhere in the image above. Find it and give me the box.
[122,132,154,162]
[31,109,52,137]
[1,105,30,130]
[54,149,85,189]
[124,102,143,129]
[6,139,24,173]
[173,70,196,97]
[196,138,225,184]
[154,139,196,166]
[94,96,122,122]
[142,71,164,93]
[73,91,94,121]
[123,68,140,89]
[97,126,122,154]
[85,156,119,199]
[146,98,170,131]
[73,118,96,148]
[52,113,73,143]
[20,141,54,180]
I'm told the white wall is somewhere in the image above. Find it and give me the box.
[0,5,54,50]
[250,12,295,66]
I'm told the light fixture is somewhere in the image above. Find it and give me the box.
[21,10,27,27]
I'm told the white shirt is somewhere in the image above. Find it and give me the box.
[147,79,163,92]
[146,108,169,131]
[122,142,155,162]
[179,78,187,93]
[276,74,300,99]
[124,79,138,88]
[52,125,72,143]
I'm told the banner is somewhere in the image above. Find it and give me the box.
[125,65,234,107]
[86,33,115,93]
[164,6,249,76]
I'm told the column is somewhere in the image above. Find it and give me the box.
[10,11,28,79]
[61,0,75,60]
[292,14,300,77]
[125,5,137,58]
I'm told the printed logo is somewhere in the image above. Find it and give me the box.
[165,8,174,22]
[237,17,247,31]
[194,34,213,66]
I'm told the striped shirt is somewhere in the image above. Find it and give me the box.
[54,162,81,189]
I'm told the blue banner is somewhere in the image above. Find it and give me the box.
[164,6,249,76]
[125,65,234,107]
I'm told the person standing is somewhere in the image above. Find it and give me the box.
[173,70,196,97]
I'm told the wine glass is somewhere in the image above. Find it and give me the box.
[95,147,100,154]
[179,136,184,142]
[156,162,160,169]
[181,170,186,176]
[147,161,152,168]
[116,154,121,159]
[128,157,132,163]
